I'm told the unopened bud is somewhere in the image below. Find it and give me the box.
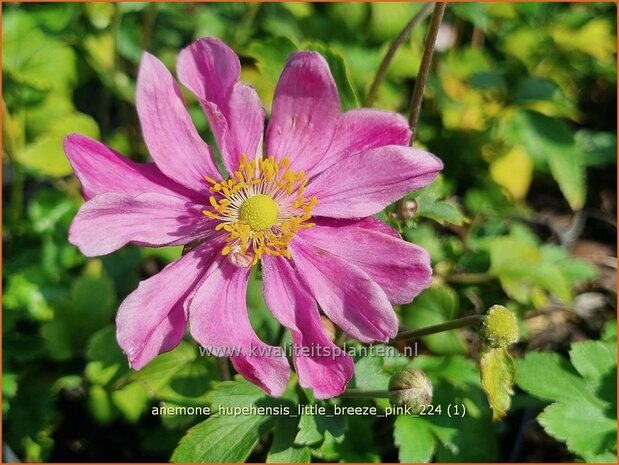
[320,315,337,342]
[480,305,519,349]
[388,368,433,413]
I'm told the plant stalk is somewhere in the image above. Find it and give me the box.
[408,2,446,143]
[392,314,484,342]
[365,3,434,107]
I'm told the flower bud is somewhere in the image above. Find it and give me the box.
[388,368,433,413]
[480,305,519,349]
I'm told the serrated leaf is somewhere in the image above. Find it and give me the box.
[480,348,515,421]
[394,416,436,462]
[171,412,273,463]
[538,401,616,462]
[172,377,281,463]
[516,352,600,405]
[569,341,615,388]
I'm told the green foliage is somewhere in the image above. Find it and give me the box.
[517,330,617,462]
[2,2,614,463]
[401,286,468,355]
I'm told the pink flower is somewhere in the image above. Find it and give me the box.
[64,38,442,398]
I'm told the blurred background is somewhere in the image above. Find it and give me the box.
[2,2,617,463]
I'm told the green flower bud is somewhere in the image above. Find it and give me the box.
[388,368,433,413]
[480,305,519,349]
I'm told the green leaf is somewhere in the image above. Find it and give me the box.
[335,415,381,463]
[516,352,600,405]
[575,130,617,167]
[42,262,116,359]
[267,417,311,463]
[111,382,150,423]
[539,401,616,462]
[3,11,77,92]
[172,409,272,463]
[295,409,347,446]
[207,375,269,408]
[517,345,617,462]
[569,340,615,388]
[401,286,468,355]
[301,41,359,111]
[394,416,436,462]
[133,342,218,404]
[352,354,390,391]
[489,233,573,305]
[507,110,585,210]
[18,113,100,177]
[480,348,515,421]
[172,377,281,463]
[414,191,468,226]
[85,326,128,386]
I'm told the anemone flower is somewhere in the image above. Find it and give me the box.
[65,37,442,398]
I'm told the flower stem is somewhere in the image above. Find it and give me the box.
[392,314,484,342]
[408,2,447,144]
[217,357,232,381]
[341,389,391,399]
[365,3,434,107]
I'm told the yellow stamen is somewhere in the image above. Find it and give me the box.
[202,156,317,266]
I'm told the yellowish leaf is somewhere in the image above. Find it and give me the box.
[480,347,516,421]
[490,147,533,200]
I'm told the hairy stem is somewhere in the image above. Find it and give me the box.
[408,2,446,143]
[392,314,484,342]
[365,3,434,107]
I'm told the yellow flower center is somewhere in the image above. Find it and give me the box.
[202,155,317,266]
[239,194,279,231]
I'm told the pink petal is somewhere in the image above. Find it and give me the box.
[308,109,411,178]
[306,145,443,218]
[69,192,213,257]
[63,134,200,202]
[266,51,340,173]
[262,255,354,399]
[116,241,222,370]
[177,38,265,174]
[290,235,398,343]
[299,218,432,304]
[136,52,221,194]
[188,259,290,396]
